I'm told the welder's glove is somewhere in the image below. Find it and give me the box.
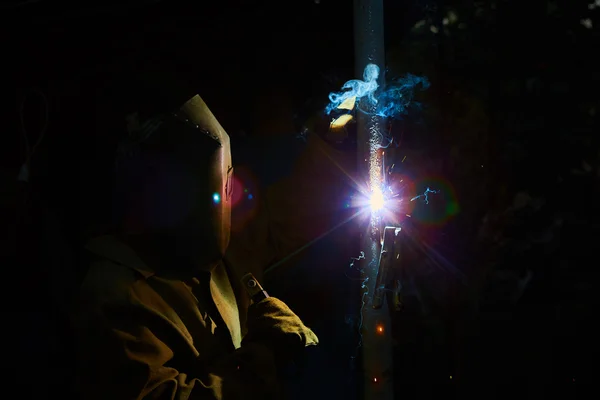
[243,297,318,363]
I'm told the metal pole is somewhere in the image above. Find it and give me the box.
[354,0,393,399]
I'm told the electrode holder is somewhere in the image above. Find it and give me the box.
[241,273,269,303]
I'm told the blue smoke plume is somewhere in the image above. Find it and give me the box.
[326,63,430,119]
[326,64,380,115]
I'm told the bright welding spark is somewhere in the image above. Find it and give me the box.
[369,187,385,212]
[410,187,440,204]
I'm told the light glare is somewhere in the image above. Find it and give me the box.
[370,188,385,212]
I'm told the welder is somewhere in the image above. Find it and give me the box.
[75,70,319,398]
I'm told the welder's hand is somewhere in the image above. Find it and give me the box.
[243,297,318,362]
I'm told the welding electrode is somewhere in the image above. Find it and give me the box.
[241,273,269,303]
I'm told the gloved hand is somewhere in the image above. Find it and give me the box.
[243,297,318,363]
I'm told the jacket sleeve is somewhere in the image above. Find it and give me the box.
[76,300,279,400]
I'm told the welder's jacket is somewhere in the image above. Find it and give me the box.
[76,235,279,400]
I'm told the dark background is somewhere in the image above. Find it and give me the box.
[2,0,599,398]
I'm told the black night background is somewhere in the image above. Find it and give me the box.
[2,0,599,398]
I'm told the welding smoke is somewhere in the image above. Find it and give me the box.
[326,64,380,115]
[326,64,429,120]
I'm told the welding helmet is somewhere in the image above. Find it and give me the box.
[115,95,232,269]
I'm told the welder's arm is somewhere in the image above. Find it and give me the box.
[77,297,318,400]
[77,305,281,400]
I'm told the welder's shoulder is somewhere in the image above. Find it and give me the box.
[80,235,154,306]
[80,258,139,306]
